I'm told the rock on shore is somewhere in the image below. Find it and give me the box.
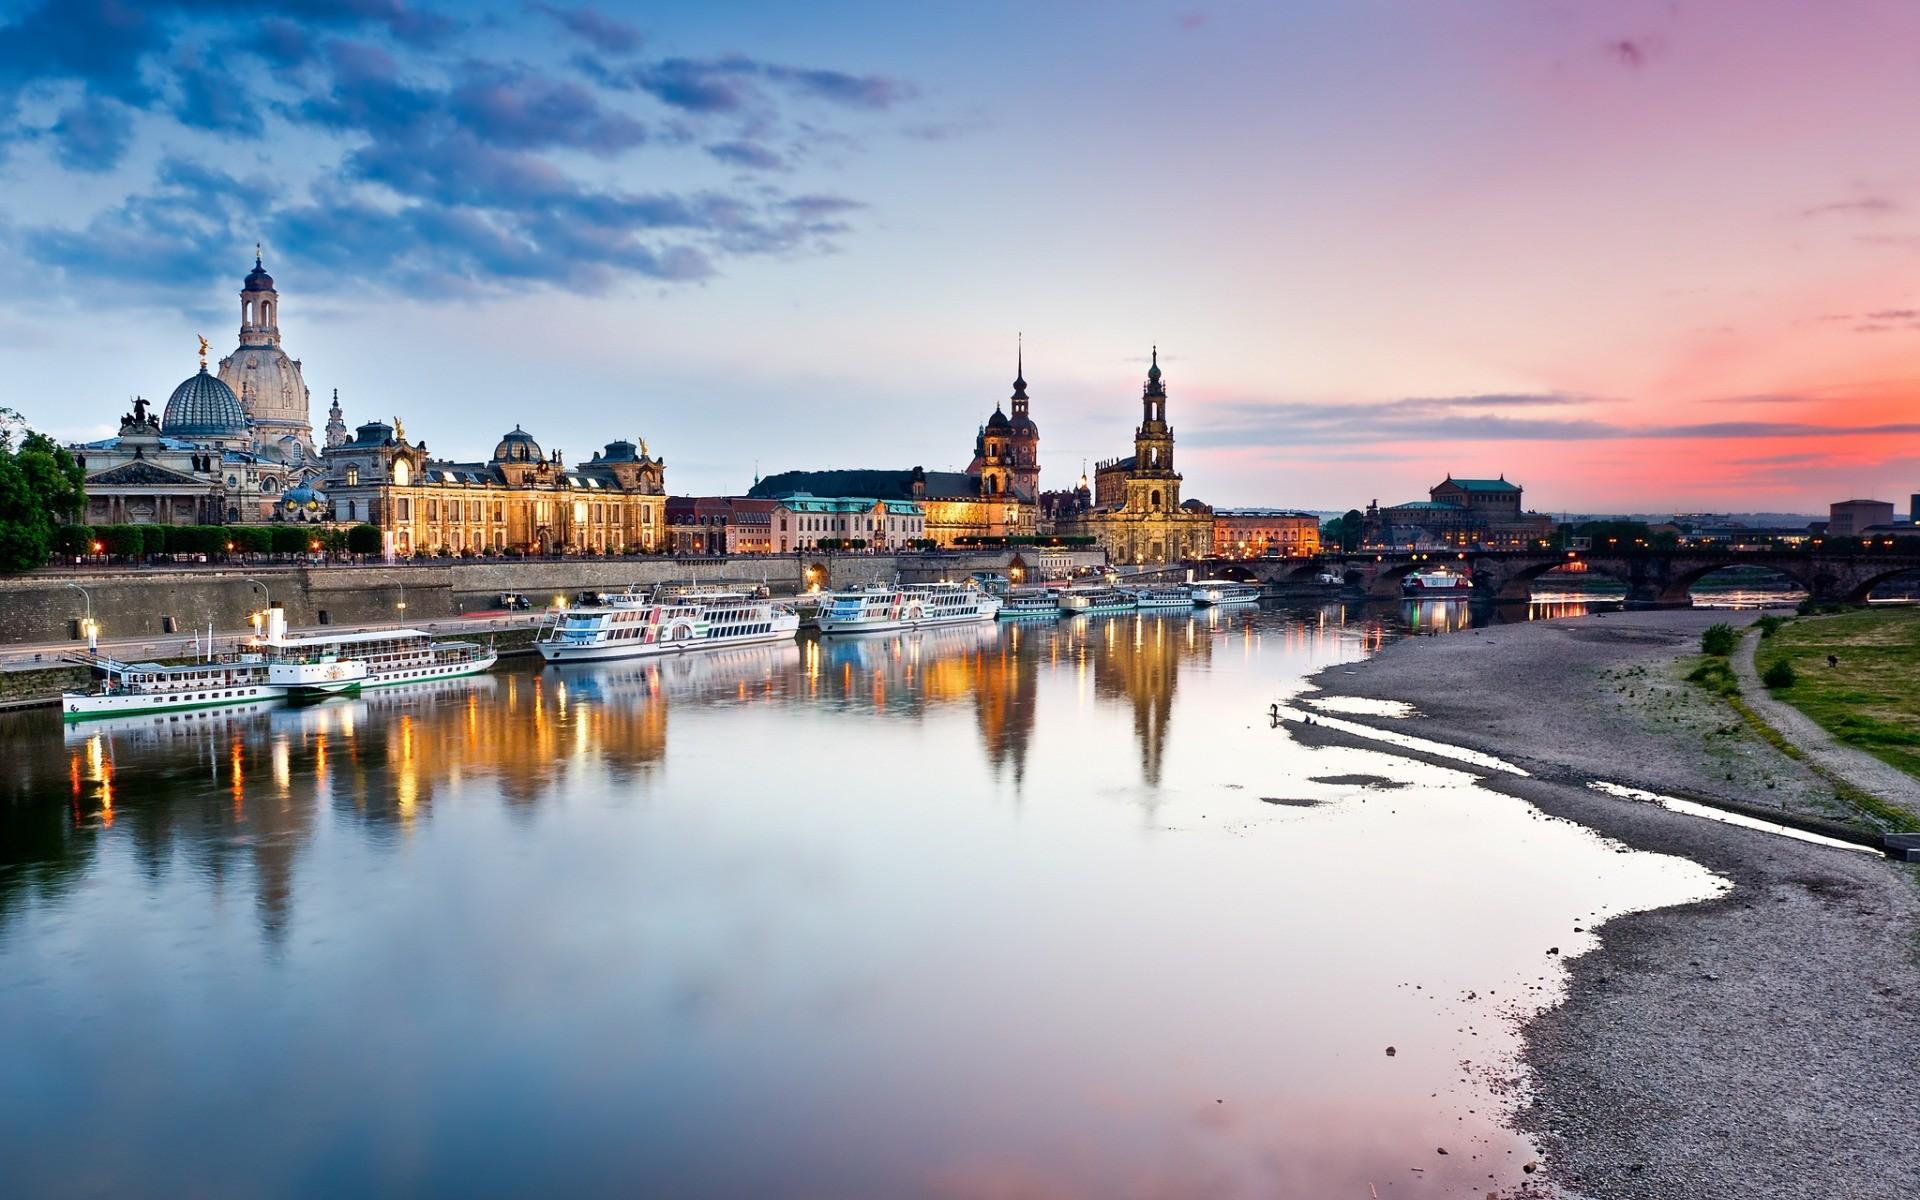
[1305,609,1920,1200]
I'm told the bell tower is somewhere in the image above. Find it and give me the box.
[240,245,279,348]
[1006,336,1041,501]
[1127,346,1180,514]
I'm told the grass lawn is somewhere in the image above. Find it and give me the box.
[1758,606,1920,780]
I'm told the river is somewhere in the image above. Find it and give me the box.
[0,603,1723,1198]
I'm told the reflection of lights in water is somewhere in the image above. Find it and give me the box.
[272,737,291,794]
[230,740,245,813]
[314,733,328,784]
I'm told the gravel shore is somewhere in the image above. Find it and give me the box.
[1302,608,1920,1200]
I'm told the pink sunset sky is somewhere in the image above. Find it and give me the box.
[4,0,1918,512]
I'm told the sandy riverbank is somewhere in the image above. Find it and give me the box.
[1299,608,1920,1200]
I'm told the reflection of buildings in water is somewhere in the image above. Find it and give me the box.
[1080,611,1215,786]
[1401,598,1473,635]
[803,623,1001,713]
[970,633,1038,787]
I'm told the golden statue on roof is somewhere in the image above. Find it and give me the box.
[393,415,407,441]
[197,334,209,366]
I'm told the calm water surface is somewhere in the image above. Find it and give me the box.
[0,605,1722,1198]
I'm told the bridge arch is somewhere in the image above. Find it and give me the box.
[1207,562,1259,583]
[1488,558,1633,603]
[1846,564,1920,604]
[1655,560,1814,605]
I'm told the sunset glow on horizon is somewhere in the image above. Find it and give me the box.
[4,0,1918,512]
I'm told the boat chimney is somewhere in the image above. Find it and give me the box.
[266,602,288,641]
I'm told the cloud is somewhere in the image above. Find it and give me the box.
[706,140,785,171]
[9,6,922,299]
[48,96,133,171]
[1185,394,1920,449]
[1801,197,1899,218]
[604,54,915,114]
[1604,36,1658,69]
[532,3,643,55]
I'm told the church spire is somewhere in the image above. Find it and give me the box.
[1012,332,1027,400]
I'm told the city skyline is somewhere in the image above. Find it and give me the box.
[5,0,1920,511]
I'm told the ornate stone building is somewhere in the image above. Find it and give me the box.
[1060,349,1213,564]
[750,349,1040,543]
[321,419,667,557]
[218,249,316,462]
[1364,476,1555,550]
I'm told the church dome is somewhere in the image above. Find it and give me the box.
[163,366,249,438]
[1010,411,1037,435]
[986,406,1011,431]
[243,253,274,293]
[493,425,543,462]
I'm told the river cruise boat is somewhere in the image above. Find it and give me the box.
[815,582,1001,634]
[62,656,280,721]
[255,607,497,686]
[268,654,367,699]
[1401,569,1474,597]
[1189,579,1262,607]
[997,587,1064,620]
[536,588,799,663]
[1057,586,1137,616]
[1123,584,1193,609]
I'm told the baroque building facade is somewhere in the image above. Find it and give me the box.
[1059,349,1213,564]
[321,420,667,558]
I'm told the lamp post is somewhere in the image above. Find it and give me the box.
[65,582,95,652]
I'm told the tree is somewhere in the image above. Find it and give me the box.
[1321,509,1365,553]
[346,523,383,556]
[0,409,86,574]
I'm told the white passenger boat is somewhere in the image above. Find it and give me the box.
[1058,586,1138,616]
[536,587,799,663]
[1122,584,1193,609]
[1189,579,1262,607]
[255,606,496,686]
[1401,569,1473,597]
[815,581,1001,634]
[268,653,367,698]
[997,587,1064,620]
[61,656,280,721]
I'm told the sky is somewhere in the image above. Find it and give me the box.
[2,0,1919,514]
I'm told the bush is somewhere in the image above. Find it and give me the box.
[269,525,309,555]
[1700,622,1739,656]
[345,523,383,556]
[1686,659,1739,697]
[1755,614,1786,639]
[54,523,93,556]
[1761,658,1797,689]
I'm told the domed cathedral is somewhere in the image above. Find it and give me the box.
[968,338,1042,504]
[70,335,320,527]
[321,415,668,558]
[1061,347,1214,565]
[217,247,317,462]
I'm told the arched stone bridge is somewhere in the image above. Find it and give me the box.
[1179,547,1920,605]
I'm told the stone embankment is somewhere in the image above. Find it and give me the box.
[0,549,1099,648]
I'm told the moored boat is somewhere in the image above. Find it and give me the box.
[1189,579,1262,607]
[536,587,799,662]
[61,656,279,721]
[1401,569,1474,597]
[1122,584,1193,609]
[997,587,1064,620]
[268,654,367,699]
[1058,586,1137,616]
[256,606,496,685]
[816,581,1000,634]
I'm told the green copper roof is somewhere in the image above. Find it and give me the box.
[1441,477,1520,493]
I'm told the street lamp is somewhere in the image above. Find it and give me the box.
[65,582,95,652]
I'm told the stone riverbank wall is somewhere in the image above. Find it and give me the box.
[0,549,1104,647]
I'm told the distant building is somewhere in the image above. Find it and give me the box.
[1212,509,1321,558]
[1057,348,1213,565]
[1829,499,1896,536]
[768,494,925,552]
[664,497,779,554]
[751,350,1040,544]
[1365,476,1555,550]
